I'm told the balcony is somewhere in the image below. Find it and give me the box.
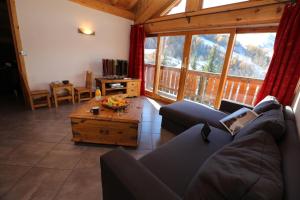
[145,64,263,106]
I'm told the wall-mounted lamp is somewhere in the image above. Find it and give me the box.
[78,27,95,36]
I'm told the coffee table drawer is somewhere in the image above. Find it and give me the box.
[71,118,139,147]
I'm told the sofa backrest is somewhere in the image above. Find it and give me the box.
[279,106,300,200]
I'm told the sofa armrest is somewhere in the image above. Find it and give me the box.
[219,99,253,114]
[100,148,181,200]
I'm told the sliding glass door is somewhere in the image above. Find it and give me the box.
[144,37,158,92]
[157,35,185,100]
[144,29,276,108]
[224,32,276,106]
[184,34,230,106]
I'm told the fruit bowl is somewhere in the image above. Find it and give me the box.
[101,96,129,111]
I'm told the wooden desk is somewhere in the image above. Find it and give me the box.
[95,78,141,97]
[50,83,75,107]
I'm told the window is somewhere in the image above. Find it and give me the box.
[184,34,230,106]
[203,0,248,9]
[158,35,185,100]
[167,0,186,15]
[144,37,157,91]
[144,37,157,65]
[229,33,275,79]
[160,36,185,68]
[143,30,276,107]
[223,33,276,105]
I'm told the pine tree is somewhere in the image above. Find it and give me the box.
[204,45,218,72]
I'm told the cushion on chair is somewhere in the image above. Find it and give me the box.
[184,131,283,200]
[253,95,281,114]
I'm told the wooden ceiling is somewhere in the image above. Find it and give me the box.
[70,0,286,32]
[70,0,178,22]
[97,0,138,11]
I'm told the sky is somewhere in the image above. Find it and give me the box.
[203,0,248,8]
[236,33,275,48]
[168,0,248,14]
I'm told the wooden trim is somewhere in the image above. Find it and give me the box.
[145,92,175,104]
[144,1,285,33]
[69,0,135,20]
[146,0,286,24]
[236,26,278,33]
[177,33,192,100]
[7,0,31,106]
[158,26,278,36]
[214,30,237,109]
[146,33,158,37]
[153,36,162,94]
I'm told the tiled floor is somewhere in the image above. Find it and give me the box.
[0,96,175,200]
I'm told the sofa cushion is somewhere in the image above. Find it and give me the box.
[184,131,283,200]
[234,107,285,141]
[140,124,232,197]
[159,101,227,130]
[253,95,281,114]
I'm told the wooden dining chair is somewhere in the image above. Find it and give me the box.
[74,71,93,103]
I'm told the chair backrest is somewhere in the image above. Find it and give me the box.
[85,71,92,89]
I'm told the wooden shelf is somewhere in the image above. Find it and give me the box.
[95,78,141,97]
[106,87,127,91]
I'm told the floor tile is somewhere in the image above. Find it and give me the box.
[1,167,70,200]
[152,129,175,149]
[75,151,102,169]
[0,164,31,196]
[141,121,162,134]
[54,168,101,200]
[0,139,24,159]
[53,143,87,152]
[0,142,55,166]
[36,150,82,170]
[0,96,175,200]
[137,133,153,150]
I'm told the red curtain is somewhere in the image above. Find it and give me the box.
[128,25,146,95]
[255,2,300,105]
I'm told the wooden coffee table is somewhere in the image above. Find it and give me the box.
[69,97,143,147]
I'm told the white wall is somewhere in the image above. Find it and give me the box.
[15,0,132,90]
[293,88,300,135]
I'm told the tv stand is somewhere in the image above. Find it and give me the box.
[95,78,141,97]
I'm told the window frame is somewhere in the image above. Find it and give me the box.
[144,27,277,107]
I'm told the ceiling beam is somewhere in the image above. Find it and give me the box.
[144,2,286,33]
[135,0,177,24]
[110,0,119,5]
[159,0,181,17]
[70,0,135,20]
[126,0,138,10]
[185,0,203,12]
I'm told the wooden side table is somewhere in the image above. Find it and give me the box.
[30,90,51,110]
[50,83,75,107]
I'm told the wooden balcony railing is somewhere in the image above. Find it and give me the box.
[145,64,263,106]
